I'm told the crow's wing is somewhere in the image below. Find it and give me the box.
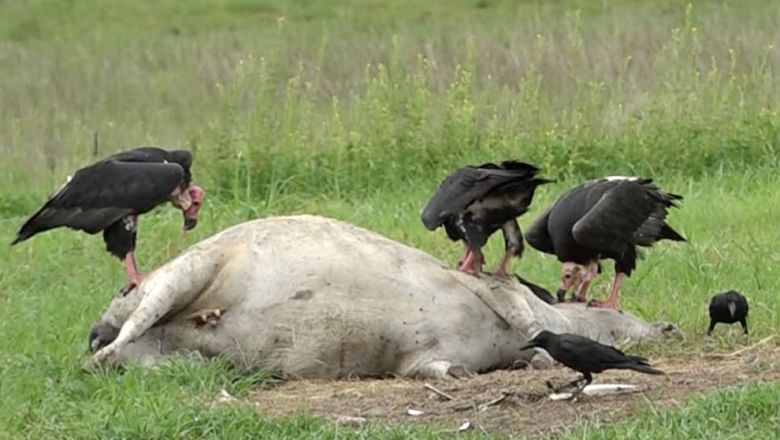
[421,166,535,230]
[13,160,186,243]
[571,181,659,254]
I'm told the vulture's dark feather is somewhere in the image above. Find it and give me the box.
[421,161,543,231]
[12,146,202,292]
[525,177,684,274]
[421,160,551,274]
[13,159,186,244]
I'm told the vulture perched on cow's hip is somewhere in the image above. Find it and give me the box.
[421,160,552,277]
[524,176,685,311]
[12,147,206,292]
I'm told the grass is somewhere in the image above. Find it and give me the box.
[1,0,780,438]
[562,381,780,439]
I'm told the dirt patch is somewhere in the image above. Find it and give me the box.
[247,343,780,438]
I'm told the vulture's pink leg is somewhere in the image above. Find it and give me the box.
[588,272,625,311]
[121,252,144,294]
[457,243,472,270]
[491,249,515,278]
[574,262,600,302]
[458,248,484,274]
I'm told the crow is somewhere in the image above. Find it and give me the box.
[707,290,749,336]
[525,176,685,310]
[520,330,664,398]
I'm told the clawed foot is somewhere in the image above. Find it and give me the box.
[556,296,588,304]
[119,274,145,296]
[487,268,510,278]
[586,299,622,312]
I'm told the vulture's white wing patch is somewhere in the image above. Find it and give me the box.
[604,176,639,182]
[51,175,73,198]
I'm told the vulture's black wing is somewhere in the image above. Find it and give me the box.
[524,206,555,254]
[421,165,538,230]
[107,147,193,184]
[13,160,186,243]
[570,180,662,255]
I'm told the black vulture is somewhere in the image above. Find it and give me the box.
[421,161,552,277]
[524,176,685,310]
[520,330,664,398]
[707,290,749,335]
[12,147,206,292]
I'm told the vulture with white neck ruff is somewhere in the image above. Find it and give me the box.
[421,160,552,277]
[12,147,206,293]
[525,176,685,311]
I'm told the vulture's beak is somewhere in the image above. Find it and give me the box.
[183,216,198,231]
[556,288,568,302]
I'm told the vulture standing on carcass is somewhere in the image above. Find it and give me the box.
[12,147,206,292]
[524,176,685,310]
[421,160,552,277]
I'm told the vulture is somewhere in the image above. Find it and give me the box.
[524,176,685,310]
[707,290,749,336]
[421,160,552,277]
[520,330,664,398]
[12,147,206,292]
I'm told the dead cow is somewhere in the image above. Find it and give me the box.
[85,215,677,379]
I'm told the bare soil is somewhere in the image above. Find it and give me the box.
[245,340,780,438]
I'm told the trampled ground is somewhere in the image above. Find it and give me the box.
[250,341,780,438]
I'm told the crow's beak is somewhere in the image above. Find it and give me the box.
[183,216,197,231]
[519,342,537,352]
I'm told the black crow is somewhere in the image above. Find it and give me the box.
[524,176,685,310]
[12,147,206,293]
[421,160,552,277]
[520,330,664,398]
[707,290,749,335]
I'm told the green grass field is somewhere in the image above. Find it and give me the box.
[1,0,779,438]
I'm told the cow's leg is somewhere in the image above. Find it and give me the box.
[83,249,220,371]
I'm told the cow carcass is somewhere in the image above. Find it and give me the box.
[84,215,678,379]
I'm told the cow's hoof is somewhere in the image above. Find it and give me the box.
[82,356,100,373]
[82,354,112,373]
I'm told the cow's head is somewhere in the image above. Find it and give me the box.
[88,286,144,353]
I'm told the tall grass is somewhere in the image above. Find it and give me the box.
[1,0,780,213]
